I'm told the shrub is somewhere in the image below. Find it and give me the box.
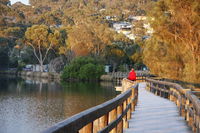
[79,63,96,80]
[95,65,105,78]
[61,57,105,81]
[118,65,128,72]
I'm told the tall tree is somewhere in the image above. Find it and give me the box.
[67,22,115,56]
[25,25,65,71]
[143,0,200,82]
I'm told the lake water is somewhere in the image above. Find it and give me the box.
[0,76,118,133]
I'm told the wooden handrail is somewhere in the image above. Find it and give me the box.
[146,78,185,94]
[146,78,200,132]
[186,91,200,115]
[107,71,148,82]
[43,79,138,133]
[98,103,132,133]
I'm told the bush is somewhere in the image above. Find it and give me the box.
[79,63,96,80]
[61,65,76,80]
[118,65,128,72]
[61,57,105,81]
[96,65,105,78]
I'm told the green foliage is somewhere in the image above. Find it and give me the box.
[96,64,105,77]
[79,63,97,80]
[72,57,95,68]
[61,64,78,80]
[0,43,9,68]
[118,65,128,72]
[61,57,105,81]
[17,61,25,71]
[105,39,142,70]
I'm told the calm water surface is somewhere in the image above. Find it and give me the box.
[0,76,118,133]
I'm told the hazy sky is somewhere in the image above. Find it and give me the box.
[10,0,29,5]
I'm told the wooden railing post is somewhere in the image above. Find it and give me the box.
[169,88,174,102]
[186,99,193,127]
[131,87,135,112]
[135,87,138,105]
[186,98,190,123]
[123,100,128,128]
[189,106,194,128]
[146,82,150,91]
[117,104,123,133]
[93,119,99,133]
[176,94,183,117]
[181,96,186,118]
[127,97,131,120]
[109,108,117,133]
[99,114,108,130]
[175,91,179,106]
[79,123,93,133]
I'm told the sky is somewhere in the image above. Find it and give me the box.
[10,0,29,5]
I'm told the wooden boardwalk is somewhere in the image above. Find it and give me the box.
[124,83,192,133]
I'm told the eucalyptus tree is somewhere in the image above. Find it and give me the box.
[25,25,66,72]
[143,0,200,82]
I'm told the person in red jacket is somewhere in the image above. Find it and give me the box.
[127,68,136,81]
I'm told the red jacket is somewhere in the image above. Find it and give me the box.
[128,70,136,81]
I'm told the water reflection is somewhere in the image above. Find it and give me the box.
[0,76,118,133]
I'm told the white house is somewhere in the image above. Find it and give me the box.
[128,16,147,21]
[105,16,117,21]
[143,23,154,34]
[113,22,132,31]
[126,34,136,40]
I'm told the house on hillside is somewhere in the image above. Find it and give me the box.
[111,16,153,41]
[128,16,147,22]
[112,22,135,40]
[113,22,132,31]
[143,23,154,34]
[104,16,117,21]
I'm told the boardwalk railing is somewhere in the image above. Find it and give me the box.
[108,71,148,82]
[43,79,138,133]
[146,78,200,132]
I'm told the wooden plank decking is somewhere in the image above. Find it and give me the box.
[124,83,192,133]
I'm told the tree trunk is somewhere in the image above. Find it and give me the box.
[189,52,198,82]
[40,61,44,72]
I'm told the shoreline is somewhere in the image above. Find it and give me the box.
[0,70,115,82]
[0,70,61,82]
